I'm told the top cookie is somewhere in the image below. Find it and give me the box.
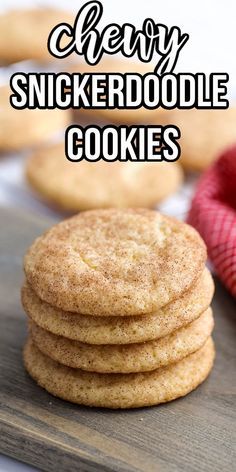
[0,8,73,64]
[24,209,206,316]
[174,108,236,171]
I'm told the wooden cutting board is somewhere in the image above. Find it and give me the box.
[0,206,235,472]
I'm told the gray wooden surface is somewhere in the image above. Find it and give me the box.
[0,206,235,472]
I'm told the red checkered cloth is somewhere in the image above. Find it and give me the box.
[188,145,236,298]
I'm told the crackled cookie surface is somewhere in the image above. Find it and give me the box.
[24,209,207,315]
[26,143,183,211]
[22,269,214,344]
[24,337,215,408]
[29,309,214,373]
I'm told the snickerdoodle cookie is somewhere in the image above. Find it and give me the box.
[26,143,183,211]
[24,336,215,409]
[29,309,213,373]
[174,107,236,171]
[22,268,214,344]
[0,9,73,64]
[24,209,207,316]
[0,86,69,152]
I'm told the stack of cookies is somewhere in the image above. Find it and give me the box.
[22,209,215,409]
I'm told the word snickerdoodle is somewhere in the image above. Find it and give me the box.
[9,1,229,163]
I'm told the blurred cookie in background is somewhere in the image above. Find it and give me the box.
[0,8,73,64]
[70,58,169,124]
[26,143,183,211]
[173,108,236,172]
[0,86,70,152]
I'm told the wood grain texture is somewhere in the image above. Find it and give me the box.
[0,206,235,472]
